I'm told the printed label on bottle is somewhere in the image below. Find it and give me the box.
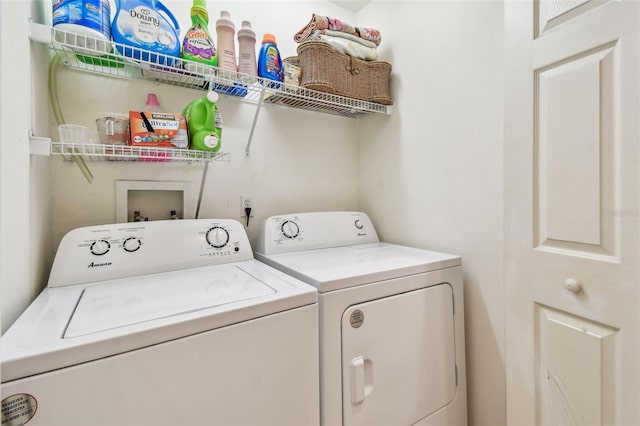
[115,5,177,52]
[265,46,280,73]
[183,25,216,62]
[214,109,223,128]
[52,0,111,39]
[130,6,161,43]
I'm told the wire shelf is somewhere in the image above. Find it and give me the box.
[34,23,388,118]
[51,142,230,163]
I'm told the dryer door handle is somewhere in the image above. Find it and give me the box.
[350,356,373,405]
[350,356,366,404]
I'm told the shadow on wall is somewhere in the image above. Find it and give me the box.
[462,268,506,426]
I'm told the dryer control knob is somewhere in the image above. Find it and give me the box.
[90,239,111,256]
[206,227,230,248]
[123,237,141,252]
[281,220,300,239]
[354,219,364,230]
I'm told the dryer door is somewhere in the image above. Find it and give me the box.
[341,283,457,426]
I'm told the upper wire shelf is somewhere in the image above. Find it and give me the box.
[30,23,388,118]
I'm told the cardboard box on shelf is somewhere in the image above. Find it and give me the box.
[129,111,188,148]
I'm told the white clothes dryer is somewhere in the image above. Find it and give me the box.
[254,211,467,426]
[1,219,319,426]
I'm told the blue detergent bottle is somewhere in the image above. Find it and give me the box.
[111,0,181,66]
[258,33,283,83]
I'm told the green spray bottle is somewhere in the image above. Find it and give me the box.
[183,91,223,152]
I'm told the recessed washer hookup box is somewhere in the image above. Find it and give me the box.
[129,111,188,148]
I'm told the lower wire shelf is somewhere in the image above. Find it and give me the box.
[50,142,230,163]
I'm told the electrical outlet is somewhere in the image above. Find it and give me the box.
[241,196,253,218]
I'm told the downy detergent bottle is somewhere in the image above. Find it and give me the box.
[182,0,217,72]
[183,92,223,152]
[111,0,181,66]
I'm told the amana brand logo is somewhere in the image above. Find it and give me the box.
[88,261,112,268]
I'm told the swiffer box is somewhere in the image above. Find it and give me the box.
[129,111,188,148]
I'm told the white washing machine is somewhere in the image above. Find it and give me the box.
[254,211,467,426]
[1,219,319,426]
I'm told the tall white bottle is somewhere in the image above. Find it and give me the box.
[237,20,257,78]
[215,10,237,75]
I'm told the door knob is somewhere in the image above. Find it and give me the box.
[564,278,582,293]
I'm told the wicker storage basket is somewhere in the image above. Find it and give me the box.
[296,41,392,105]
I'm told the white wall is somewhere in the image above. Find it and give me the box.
[357,2,505,425]
[1,0,51,334]
[48,0,362,252]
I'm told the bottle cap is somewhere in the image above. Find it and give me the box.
[216,10,235,29]
[206,91,219,103]
[262,33,277,44]
[146,93,160,108]
[238,21,256,39]
[191,0,208,21]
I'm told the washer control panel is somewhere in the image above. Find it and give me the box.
[48,219,252,288]
[254,211,380,255]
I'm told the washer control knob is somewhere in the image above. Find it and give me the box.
[281,220,300,239]
[123,237,141,252]
[90,239,111,256]
[206,227,230,248]
[354,219,364,230]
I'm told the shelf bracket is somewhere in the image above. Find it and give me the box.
[29,131,94,183]
[29,131,51,156]
[29,21,53,44]
[244,84,267,158]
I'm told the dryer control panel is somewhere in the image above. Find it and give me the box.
[48,219,253,287]
[254,211,380,255]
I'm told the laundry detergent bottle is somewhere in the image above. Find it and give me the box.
[258,33,283,83]
[52,0,111,49]
[237,21,257,77]
[183,91,223,152]
[215,11,237,73]
[111,0,181,65]
[182,0,217,72]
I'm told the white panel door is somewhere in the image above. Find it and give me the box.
[341,284,457,426]
[505,1,640,425]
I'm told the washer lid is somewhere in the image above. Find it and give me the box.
[65,265,274,338]
[256,242,461,293]
[0,260,317,382]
